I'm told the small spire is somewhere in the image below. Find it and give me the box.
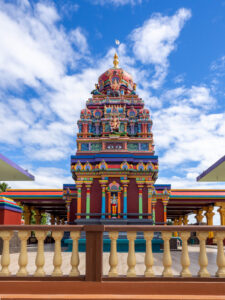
[113,52,119,68]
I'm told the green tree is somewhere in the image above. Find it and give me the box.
[0,182,11,192]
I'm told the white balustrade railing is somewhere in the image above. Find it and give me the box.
[0,225,225,279]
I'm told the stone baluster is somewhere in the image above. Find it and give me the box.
[144,232,154,277]
[17,230,30,276]
[127,231,136,277]
[52,231,64,276]
[70,231,81,276]
[179,232,191,277]
[0,231,13,276]
[34,230,47,276]
[108,231,119,277]
[162,231,173,277]
[215,232,225,277]
[197,232,210,277]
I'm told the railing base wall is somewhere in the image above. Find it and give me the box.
[0,280,225,299]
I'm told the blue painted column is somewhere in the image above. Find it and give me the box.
[123,184,127,219]
[101,186,106,219]
[100,180,108,219]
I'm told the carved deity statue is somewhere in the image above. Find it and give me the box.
[110,115,120,132]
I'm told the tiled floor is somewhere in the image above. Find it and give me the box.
[1,244,218,277]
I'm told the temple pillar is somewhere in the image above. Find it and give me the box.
[152,190,157,225]
[50,214,55,225]
[23,205,31,225]
[99,180,108,219]
[56,216,60,225]
[178,216,183,226]
[33,208,42,225]
[146,181,154,220]
[138,185,144,219]
[66,199,71,223]
[173,218,179,237]
[162,190,170,225]
[183,215,189,225]
[216,203,225,225]
[204,206,215,238]
[108,191,111,219]
[121,180,129,219]
[194,209,204,225]
[85,182,92,219]
[76,182,83,219]
[118,191,121,218]
[64,188,72,224]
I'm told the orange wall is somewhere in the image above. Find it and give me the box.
[0,209,21,225]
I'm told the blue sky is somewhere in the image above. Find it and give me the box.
[1,0,225,190]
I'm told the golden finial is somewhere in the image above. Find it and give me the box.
[113,52,119,68]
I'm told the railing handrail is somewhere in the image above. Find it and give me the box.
[0,225,84,231]
[1,224,225,232]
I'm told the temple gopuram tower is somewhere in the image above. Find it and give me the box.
[70,54,170,224]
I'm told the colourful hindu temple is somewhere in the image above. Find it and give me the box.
[67,53,171,224]
[1,54,225,228]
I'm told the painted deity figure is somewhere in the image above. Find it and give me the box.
[111,194,117,218]
[110,115,120,132]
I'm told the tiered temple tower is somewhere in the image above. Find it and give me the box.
[70,54,170,224]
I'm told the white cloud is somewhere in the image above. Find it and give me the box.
[93,0,142,6]
[173,74,185,84]
[162,85,215,107]
[0,1,85,90]
[130,8,191,88]
[8,167,73,189]
[149,84,225,188]
[70,27,89,54]
[0,1,92,162]
[211,55,225,73]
